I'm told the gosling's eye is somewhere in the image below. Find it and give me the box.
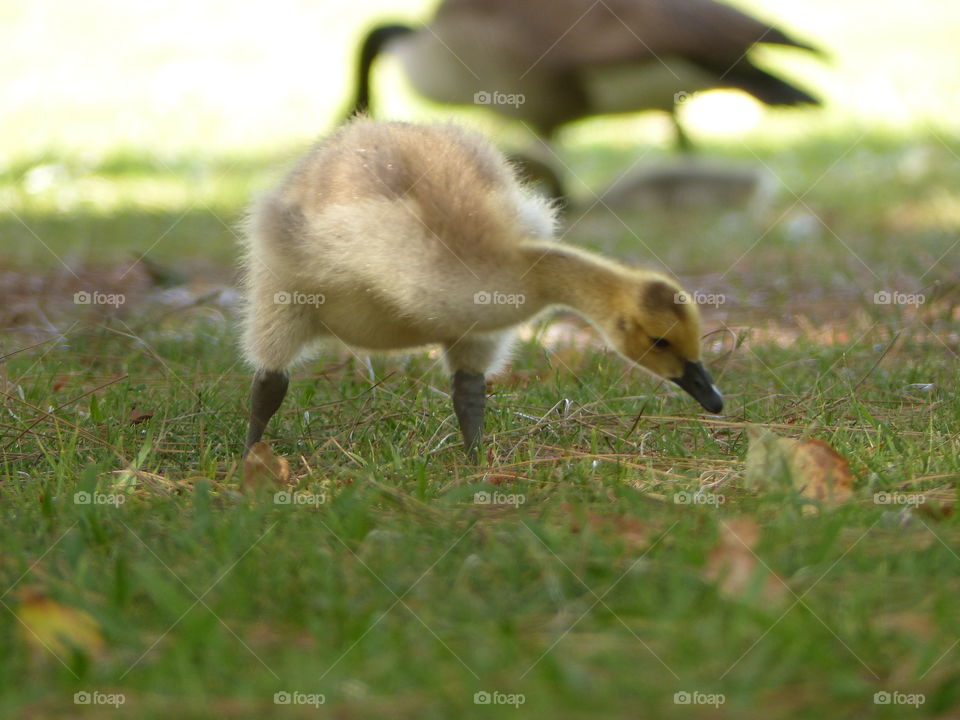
[652,337,671,349]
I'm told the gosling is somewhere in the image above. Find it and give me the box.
[240,119,723,458]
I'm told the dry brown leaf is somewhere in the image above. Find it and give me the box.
[704,517,787,604]
[789,438,855,505]
[913,498,955,521]
[745,426,854,510]
[128,408,154,425]
[242,441,290,491]
[15,587,104,659]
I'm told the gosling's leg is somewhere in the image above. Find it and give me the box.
[444,333,511,461]
[244,369,290,455]
[452,370,486,461]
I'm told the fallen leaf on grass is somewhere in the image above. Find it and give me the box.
[485,471,528,487]
[912,493,955,521]
[703,517,787,604]
[242,441,289,490]
[15,587,104,659]
[745,426,854,510]
[128,407,154,425]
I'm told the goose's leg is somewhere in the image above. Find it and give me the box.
[244,369,290,454]
[671,108,694,153]
[452,369,486,460]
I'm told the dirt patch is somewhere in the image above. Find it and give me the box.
[0,259,238,340]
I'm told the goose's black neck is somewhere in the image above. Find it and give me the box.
[350,23,416,117]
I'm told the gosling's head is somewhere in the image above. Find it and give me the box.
[602,273,723,413]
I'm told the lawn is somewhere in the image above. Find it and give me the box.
[1,1,959,718]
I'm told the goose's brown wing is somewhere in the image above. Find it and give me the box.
[433,0,818,69]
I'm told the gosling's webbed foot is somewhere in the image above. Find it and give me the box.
[452,370,486,462]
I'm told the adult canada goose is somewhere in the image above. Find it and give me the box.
[351,0,821,150]
[241,119,723,458]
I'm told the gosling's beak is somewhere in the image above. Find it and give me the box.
[671,360,723,413]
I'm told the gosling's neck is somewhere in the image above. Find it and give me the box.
[519,242,634,324]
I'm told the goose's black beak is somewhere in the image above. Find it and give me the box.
[671,360,723,413]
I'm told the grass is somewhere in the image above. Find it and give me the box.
[2,0,960,717]
[2,314,959,719]
[2,145,959,715]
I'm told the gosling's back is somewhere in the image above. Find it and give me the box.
[258,119,553,260]
[242,120,557,352]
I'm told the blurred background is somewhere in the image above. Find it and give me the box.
[1,0,958,331]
